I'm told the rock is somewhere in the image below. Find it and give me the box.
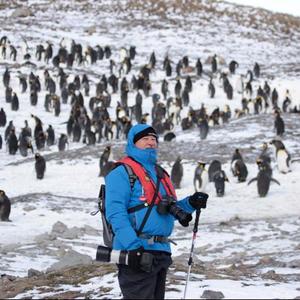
[84,225,99,235]
[219,216,241,226]
[85,26,96,35]
[261,270,283,281]
[51,221,68,234]
[52,239,70,250]
[201,290,225,299]
[35,233,57,244]
[27,269,42,278]
[287,259,300,268]
[61,227,81,239]
[1,244,20,254]
[175,253,203,265]
[257,256,276,265]
[47,250,92,272]
[23,205,36,212]
[51,222,84,239]
[11,8,34,18]
[257,256,285,267]
[0,274,17,282]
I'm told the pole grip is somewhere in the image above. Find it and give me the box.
[193,209,201,233]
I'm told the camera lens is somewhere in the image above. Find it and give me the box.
[96,245,112,262]
[157,196,192,227]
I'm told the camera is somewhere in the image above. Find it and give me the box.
[96,245,154,273]
[157,195,192,227]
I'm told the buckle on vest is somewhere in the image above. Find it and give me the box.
[139,234,177,246]
[148,236,155,245]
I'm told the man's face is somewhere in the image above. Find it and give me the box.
[135,136,158,149]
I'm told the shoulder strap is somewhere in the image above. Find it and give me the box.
[136,167,163,237]
[123,163,137,189]
[118,157,162,205]
[113,161,137,190]
[156,164,177,200]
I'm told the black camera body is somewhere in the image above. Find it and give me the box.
[157,195,192,227]
[96,245,154,273]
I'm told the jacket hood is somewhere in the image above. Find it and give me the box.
[126,124,157,165]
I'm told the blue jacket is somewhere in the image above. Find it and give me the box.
[105,124,194,253]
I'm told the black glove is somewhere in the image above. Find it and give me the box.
[127,246,144,270]
[189,192,208,209]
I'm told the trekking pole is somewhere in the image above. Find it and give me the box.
[183,209,201,299]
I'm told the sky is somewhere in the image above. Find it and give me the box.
[226,0,300,17]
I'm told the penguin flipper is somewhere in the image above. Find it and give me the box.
[291,158,300,163]
[287,154,291,167]
[248,177,257,185]
[271,178,280,185]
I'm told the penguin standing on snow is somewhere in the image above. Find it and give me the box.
[257,142,273,176]
[0,190,11,221]
[248,160,280,197]
[193,162,209,192]
[198,117,209,140]
[231,148,243,165]
[171,156,183,189]
[274,110,285,137]
[232,160,248,182]
[58,133,68,152]
[35,153,46,179]
[258,142,272,165]
[270,139,291,174]
[99,145,112,177]
[230,148,243,171]
[0,107,7,127]
[208,160,222,182]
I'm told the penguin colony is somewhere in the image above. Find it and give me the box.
[0,34,299,221]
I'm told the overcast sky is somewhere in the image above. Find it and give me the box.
[225,0,300,17]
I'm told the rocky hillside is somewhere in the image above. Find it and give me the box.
[1,215,300,298]
[1,0,300,78]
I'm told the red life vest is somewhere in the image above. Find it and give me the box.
[118,156,177,205]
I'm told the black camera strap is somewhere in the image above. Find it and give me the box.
[136,165,163,237]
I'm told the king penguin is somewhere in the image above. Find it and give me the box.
[270,139,291,174]
[193,162,209,192]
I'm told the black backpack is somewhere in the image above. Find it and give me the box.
[93,164,137,248]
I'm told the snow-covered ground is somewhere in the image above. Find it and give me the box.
[1,0,300,298]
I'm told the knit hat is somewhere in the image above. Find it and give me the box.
[133,126,158,144]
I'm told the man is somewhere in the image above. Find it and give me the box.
[105,124,208,299]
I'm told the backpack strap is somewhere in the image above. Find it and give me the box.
[155,164,177,199]
[113,158,176,214]
[113,161,137,190]
[118,157,165,206]
[123,163,137,190]
[136,166,163,237]
[112,162,146,213]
